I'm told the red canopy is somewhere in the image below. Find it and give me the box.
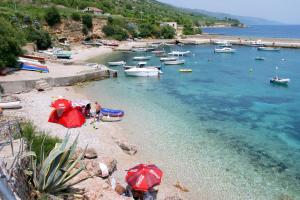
[48,107,85,128]
[51,98,72,110]
[125,164,163,191]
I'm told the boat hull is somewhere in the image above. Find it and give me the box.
[164,61,185,65]
[125,68,159,77]
[108,61,126,66]
[258,47,280,51]
[0,101,21,109]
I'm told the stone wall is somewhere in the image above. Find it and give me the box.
[0,69,111,94]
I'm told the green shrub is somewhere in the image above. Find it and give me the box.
[82,14,93,29]
[138,23,154,38]
[26,134,86,198]
[71,12,81,21]
[45,7,61,26]
[160,25,176,39]
[102,24,128,41]
[26,28,52,50]
[0,17,24,69]
[21,122,61,163]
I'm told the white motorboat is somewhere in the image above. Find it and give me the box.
[125,67,160,77]
[214,47,236,53]
[164,60,185,65]
[124,62,162,70]
[108,61,126,66]
[124,62,147,70]
[258,47,280,51]
[160,57,178,61]
[0,101,21,109]
[168,51,191,56]
[132,48,147,52]
[133,56,151,61]
[270,77,290,85]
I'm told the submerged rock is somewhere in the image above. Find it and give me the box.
[174,181,189,192]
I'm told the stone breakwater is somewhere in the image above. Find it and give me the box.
[178,34,300,48]
[0,68,117,94]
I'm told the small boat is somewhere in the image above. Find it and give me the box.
[133,56,151,61]
[160,57,177,61]
[100,108,124,122]
[124,62,161,70]
[53,50,72,59]
[214,47,236,53]
[18,57,42,65]
[168,51,191,56]
[270,77,290,85]
[164,60,185,65]
[258,47,280,51]
[20,62,49,73]
[132,48,147,52]
[108,61,126,66]
[124,62,147,70]
[125,67,160,77]
[0,101,21,109]
[152,50,165,54]
[20,55,46,63]
[255,57,265,61]
[179,69,192,72]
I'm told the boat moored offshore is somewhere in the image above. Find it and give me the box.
[258,47,280,51]
[168,51,191,56]
[133,56,151,61]
[108,61,126,66]
[125,67,161,77]
[214,47,236,53]
[164,60,185,65]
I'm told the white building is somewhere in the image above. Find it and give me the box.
[160,22,178,30]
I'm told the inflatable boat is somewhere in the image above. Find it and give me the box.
[100,108,124,122]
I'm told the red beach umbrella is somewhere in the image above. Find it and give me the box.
[51,98,72,110]
[125,164,163,191]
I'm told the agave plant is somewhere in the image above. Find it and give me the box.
[24,134,86,197]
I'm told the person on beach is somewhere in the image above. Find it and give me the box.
[93,101,102,122]
[84,103,91,118]
[0,107,3,116]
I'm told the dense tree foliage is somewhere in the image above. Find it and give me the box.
[82,14,93,29]
[160,26,176,39]
[0,18,24,69]
[45,7,61,26]
[26,28,52,50]
[71,12,81,21]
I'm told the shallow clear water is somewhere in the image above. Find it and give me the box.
[203,25,300,39]
[80,45,300,199]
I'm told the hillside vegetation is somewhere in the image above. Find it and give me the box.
[0,0,241,69]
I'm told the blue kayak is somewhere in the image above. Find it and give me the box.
[100,108,124,117]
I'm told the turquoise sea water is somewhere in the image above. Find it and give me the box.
[81,45,300,199]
